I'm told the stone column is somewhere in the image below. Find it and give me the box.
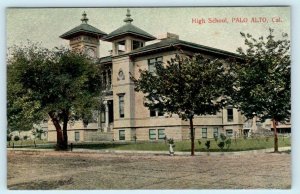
[104,101,109,132]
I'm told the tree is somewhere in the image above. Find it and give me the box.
[131,54,232,156]
[232,28,291,152]
[7,43,103,150]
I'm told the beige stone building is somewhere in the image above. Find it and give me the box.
[48,10,258,143]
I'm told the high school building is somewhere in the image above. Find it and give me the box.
[47,10,264,142]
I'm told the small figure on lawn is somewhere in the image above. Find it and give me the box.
[168,138,175,156]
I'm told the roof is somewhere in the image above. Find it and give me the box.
[128,38,240,58]
[98,55,112,64]
[102,23,156,42]
[60,12,107,40]
[102,9,156,42]
[60,23,107,40]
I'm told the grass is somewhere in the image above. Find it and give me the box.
[7,136,291,152]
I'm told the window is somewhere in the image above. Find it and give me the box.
[132,40,144,50]
[202,128,207,138]
[75,132,80,142]
[119,95,125,118]
[150,109,156,117]
[148,57,163,73]
[158,110,164,116]
[213,128,219,138]
[119,130,125,140]
[227,108,233,122]
[107,69,112,89]
[158,129,165,139]
[150,108,164,117]
[226,129,233,137]
[149,129,156,140]
[102,72,107,89]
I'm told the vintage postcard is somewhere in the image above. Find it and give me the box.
[6,7,291,189]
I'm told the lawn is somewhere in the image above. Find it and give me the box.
[7,136,291,152]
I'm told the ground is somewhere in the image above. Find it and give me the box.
[7,150,291,189]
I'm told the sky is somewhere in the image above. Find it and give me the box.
[6,7,290,58]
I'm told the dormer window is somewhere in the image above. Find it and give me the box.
[132,40,144,50]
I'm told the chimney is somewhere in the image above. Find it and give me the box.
[157,32,179,40]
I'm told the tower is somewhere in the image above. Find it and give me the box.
[103,9,156,56]
[60,11,107,58]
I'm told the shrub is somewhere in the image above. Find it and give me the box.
[7,135,12,142]
[225,138,232,149]
[214,135,218,142]
[198,140,201,146]
[23,135,28,140]
[14,136,20,141]
[205,140,210,150]
[220,133,226,141]
[167,138,174,144]
[218,141,225,150]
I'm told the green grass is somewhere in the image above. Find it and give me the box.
[7,137,291,152]
[111,137,291,152]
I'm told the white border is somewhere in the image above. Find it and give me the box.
[1,1,299,194]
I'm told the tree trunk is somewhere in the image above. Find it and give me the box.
[189,117,195,156]
[62,109,69,150]
[48,111,64,150]
[272,118,279,152]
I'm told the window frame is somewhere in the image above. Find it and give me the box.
[213,127,219,138]
[148,56,163,73]
[158,129,165,140]
[119,130,125,140]
[226,129,233,137]
[118,94,125,118]
[227,108,234,122]
[202,128,207,139]
[149,129,157,140]
[75,131,80,142]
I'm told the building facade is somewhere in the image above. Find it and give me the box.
[48,10,259,142]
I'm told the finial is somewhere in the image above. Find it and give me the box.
[123,9,133,24]
[81,11,89,24]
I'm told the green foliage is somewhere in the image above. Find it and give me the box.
[218,141,225,150]
[132,54,232,120]
[205,140,210,150]
[220,133,227,141]
[232,28,290,122]
[7,42,103,148]
[198,140,202,146]
[225,138,232,149]
[132,54,232,155]
[7,135,12,142]
[168,138,174,144]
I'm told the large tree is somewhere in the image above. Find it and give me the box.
[7,43,103,150]
[131,54,232,156]
[232,28,291,152]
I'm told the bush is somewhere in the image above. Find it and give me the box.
[14,136,20,141]
[225,138,232,149]
[7,135,12,142]
[167,138,174,144]
[198,140,201,146]
[23,135,28,140]
[218,141,225,150]
[205,140,210,150]
[214,135,218,142]
[220,133,226,141]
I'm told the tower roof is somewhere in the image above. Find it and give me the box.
[102,9,156,42]
[60,11,107,40]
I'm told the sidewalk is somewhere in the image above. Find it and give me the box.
[7,146,291,156]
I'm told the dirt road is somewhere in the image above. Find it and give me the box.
[7,150,291,189]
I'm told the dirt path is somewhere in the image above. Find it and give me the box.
[7,150,291,189]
